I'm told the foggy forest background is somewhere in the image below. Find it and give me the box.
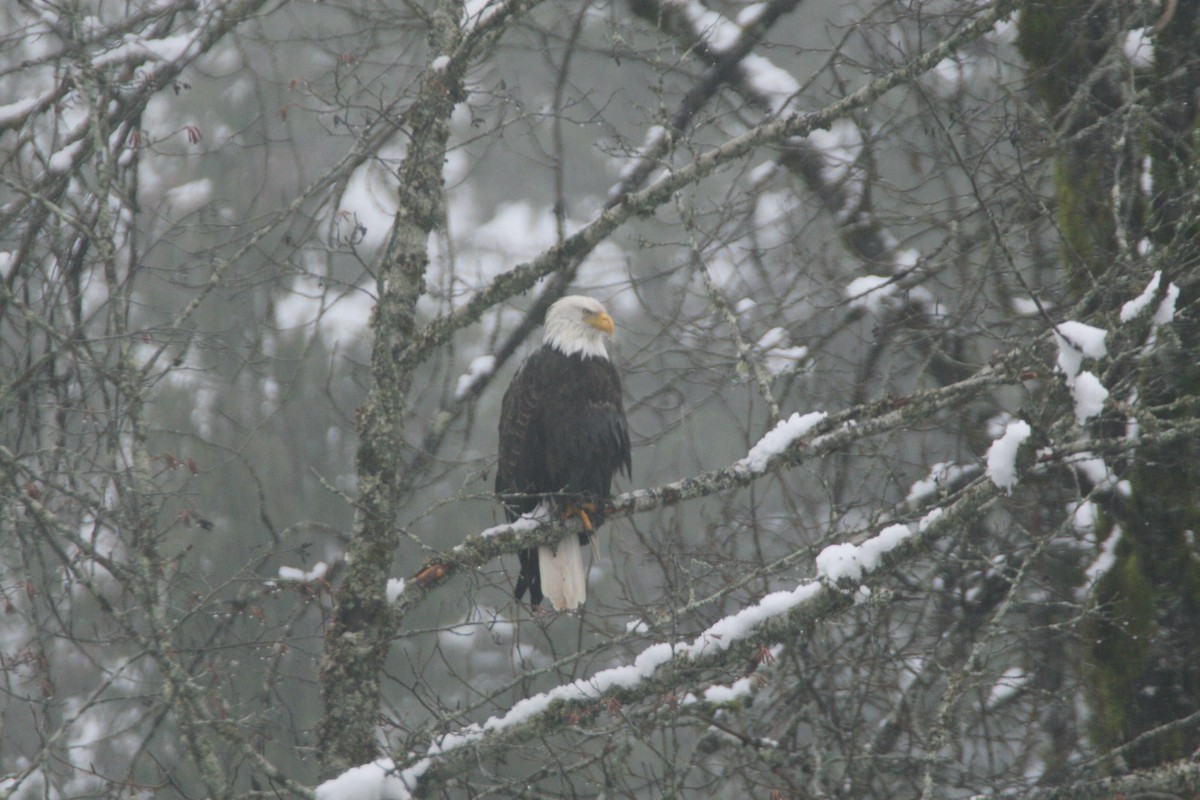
[3,0,1200,797]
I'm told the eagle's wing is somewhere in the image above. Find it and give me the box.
[496,351,548,521]
[497,351,551,606]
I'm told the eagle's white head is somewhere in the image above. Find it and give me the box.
[543,295,615,360]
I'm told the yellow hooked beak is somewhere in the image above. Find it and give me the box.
[585,311,614,335]
[586,311,615,337]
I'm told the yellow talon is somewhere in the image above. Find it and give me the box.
[564,502,597,531]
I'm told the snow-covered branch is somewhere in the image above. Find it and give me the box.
[320,477,1002,799]
[395,360,1012,616]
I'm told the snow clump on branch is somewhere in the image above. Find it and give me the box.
[816,523,911,583]
[1053,320,1109,425]
[985,420,1031,493]
[739,411,828,473]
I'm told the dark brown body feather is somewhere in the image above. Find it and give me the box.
[496,346,631,606]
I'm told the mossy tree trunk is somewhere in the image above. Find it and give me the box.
[315,1,466,779]
[1019,0,1200,769]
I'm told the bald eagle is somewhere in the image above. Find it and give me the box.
[496,296,632,610]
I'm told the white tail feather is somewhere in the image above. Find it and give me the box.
[539,535,586,610]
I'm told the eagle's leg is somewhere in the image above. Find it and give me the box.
[564,501,603,562]
[562,501,598,531]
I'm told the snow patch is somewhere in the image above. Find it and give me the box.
[1083,527,1121,587]
[336,162,398,252]
[1054,320,1107,383]
[736,3,767,27]
[1069,500,1096,534]
[463,0,500,28]
[1010,296,1044,317]
[678,0,742,52]
[164,177,214,218]
[455,354,496,400]
[693,582,822,657]
[278,561,328,583]
[315,757,428,800]
[815,523,911,583]
[1154,281,1180,326]
[47,140,83,174]
[0,96,39,129]
[919,507,944,531]
[807,119,863,186]
[906,462,973,506]
[1071,370,1108,425]
[743,54,801,110]
[273,274,374,348]
[985,420,1031,493]
[1052,320,1109,424]
[682,675,757,706]
[478,509,546,539]
[988,667,1027,708]
[1121,271,1163,322]
[1122,27,1154,69]
[1067,452,1117,492]
[1121,270,1180,345]
[930,53,975,96]
[617,125,668,184]
[386,578,406,603]
[436,607,546,678]
[92,31,197,69]
[846,275,897,314]
[739,411,828,473]
[755,328,808,376]
[987,14,1018,45]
